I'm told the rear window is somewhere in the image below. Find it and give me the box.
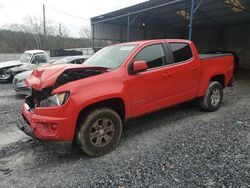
[169,43,193,63]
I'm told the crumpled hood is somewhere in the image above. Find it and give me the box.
[0,60,23,69]
[26,64,108,91]
[9,63,38,74]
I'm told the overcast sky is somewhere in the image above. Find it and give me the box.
[0,0,146,37]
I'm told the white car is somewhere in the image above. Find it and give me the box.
[12,55,90,95]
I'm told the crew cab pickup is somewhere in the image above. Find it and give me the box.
[17,39,234,156]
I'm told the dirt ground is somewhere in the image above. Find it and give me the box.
[0,70,249,187]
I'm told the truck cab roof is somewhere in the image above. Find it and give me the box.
[119,39,192,46]
[24,50,46,54]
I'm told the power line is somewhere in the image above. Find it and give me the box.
[45,5,90,21]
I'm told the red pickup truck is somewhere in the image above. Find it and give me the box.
[18,39,234,156]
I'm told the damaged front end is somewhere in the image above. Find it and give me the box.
[18,66,108,152]
[54,68,107,88]
[25,88,70,109]
[25,66,108,109]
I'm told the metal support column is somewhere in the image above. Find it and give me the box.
[120,25,123,42]
[127,15,130,42]
[92,24,95,51]
[188,0,195,40]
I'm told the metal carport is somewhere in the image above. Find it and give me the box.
[91,0,250,69]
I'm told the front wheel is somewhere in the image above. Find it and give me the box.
[199,81,223,112]
[77,108,122,157]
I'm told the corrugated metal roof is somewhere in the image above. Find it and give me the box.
[91,0,250,29]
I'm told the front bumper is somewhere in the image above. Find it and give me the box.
[21,102,72,140]
[0,75,13,82]
[17,113,72,153]
[17,116,35,137]
[18,99,76,153]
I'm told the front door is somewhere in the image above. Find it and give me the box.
[126,44,172,117]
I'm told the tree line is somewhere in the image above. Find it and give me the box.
[0,16,98,53]
[0,29,92,53]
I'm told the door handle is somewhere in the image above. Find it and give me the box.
[162,72,172,78]
[190,66,199,70]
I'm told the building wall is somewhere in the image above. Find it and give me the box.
[193,25,250,70]
[192,29,220,53]
[93,22,250,69]
[223,24,250,70]
[93,23,181,43]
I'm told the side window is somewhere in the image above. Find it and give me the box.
[75,59,84,64]
[31,54,47,64]
[134,44,165,69]
[169,43,193,63]
[31,55,38,64]
[79,59,84,64]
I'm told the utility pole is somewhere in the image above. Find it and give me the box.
[59,23,62,36]
[43,4,46,48]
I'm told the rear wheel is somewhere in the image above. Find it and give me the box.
[199,81,223,112]
[77,108,122,156]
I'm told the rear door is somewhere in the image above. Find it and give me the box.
[165,42,200,104]
[126,43,173,117]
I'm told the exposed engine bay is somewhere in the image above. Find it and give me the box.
[26,67,108,108]
[54,68,107,88]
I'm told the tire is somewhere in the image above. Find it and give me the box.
[199,81,223,112]
[77,108,122,157]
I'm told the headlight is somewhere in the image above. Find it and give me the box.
[14,78,24,84]
[39,91,70,107]
[0,69,11,79]
[8,69,14,75]
[19,79,25,83]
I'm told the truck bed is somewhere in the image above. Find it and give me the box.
[198,53,234,95]
[199,53,232,60]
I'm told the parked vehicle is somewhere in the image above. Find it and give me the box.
[12,55,89,95]
[12,71,33,96]
[17,39,234,156]
[0,50,49,82]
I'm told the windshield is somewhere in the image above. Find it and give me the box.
[19,52,32,63]
[84,44,137,69]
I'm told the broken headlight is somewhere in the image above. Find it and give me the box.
[39,91,70,107]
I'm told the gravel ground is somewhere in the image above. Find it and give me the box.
[0,71,249,188]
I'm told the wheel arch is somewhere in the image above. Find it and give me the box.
[74,98,126,140]
[197,73,226,97]
[210,74,225,88]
